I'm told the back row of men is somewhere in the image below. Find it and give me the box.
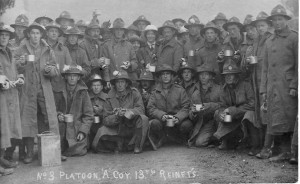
[0,4,297,176]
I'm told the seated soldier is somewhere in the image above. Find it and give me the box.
[177,61,197,98]
[92,70,149,154]
[213,61,261,155]
[55,65,94,157]
[147,64,191,149]
[188,64,222,147]
[137,70,155,110]
[87,74,108,149]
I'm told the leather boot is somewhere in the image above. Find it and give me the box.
[218,139,228,150]
[23,137,34,164]
[0,165,13,176]
[4,147,15,161]
[134,128,143,154]
[0,149,18,168]
[19,140,26,161]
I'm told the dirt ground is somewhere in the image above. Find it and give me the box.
[0,143,298,184]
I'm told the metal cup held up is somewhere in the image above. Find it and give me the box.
[195,104,204,112]
[94,116,100,124]
[104,58,110,65]
[26,55,35,62]
[188,50,194,57]
[224,50,233,57]
[0,75,6,85]
[149,65,156,72]
[124,110,134,119]
[64,114,73,123]
[166,118,175,127]
[224,112,232,123]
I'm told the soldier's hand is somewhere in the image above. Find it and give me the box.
[44,65,52,73]
[217,51,224,59]
[2,81,10,90]
[77,132,85,142]
[118,109,126,116]
[162,115,168,122]
[173,117,179,124]
[219,112,225,121]
[57,113,64,122]
[262,93,267,102]
[9,81,16,88]
[107,82,111,89]
[289,89,297,97]
[191,105,197,113]
[17,55,26,65]
[17,78,25,85]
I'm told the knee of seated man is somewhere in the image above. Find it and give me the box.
[150,119,163,131]
[179,119,193,133]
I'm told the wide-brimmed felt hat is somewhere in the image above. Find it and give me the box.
[222,16,243,31]
[196,63,216,76]
[158,20,178,34]
[200,21,221,37]
[137,70,154,81]
[10,14,29,29]
[0,25,15,40]
[251,11,272,26]
[23,22,46,38]
[172,18,186,25]
[178,61,196,75]
[184,15,204,29]
[110,18,127,32]
[61,65,84,76]
[76,20,88,28]
[267,4,291,20]
[242,15,255,31]
[85,19,101,35]
[64,26,84,38]
[88,74,106,86]
[221,60,241,75]
[133,15,151,26]
[110,70,132,85]
[212,12,228,23]
[155,64,177,75]
[35,16,53,24]
[55,11,75,25]
[126,24,141,36]
[45,21,64,36]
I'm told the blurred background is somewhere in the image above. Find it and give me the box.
[0,0,298,29]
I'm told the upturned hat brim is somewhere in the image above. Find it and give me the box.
[221,70,241,75]
[55,17,75,24]
[222,22,243,31]
[133,19,151,27]
[10,24,28,29]
[0,29,15,40]
[24,25,46,37]
[200,27,221,37]
[35,16,53,24]
[158,26,178,34]
[267,14,291,21]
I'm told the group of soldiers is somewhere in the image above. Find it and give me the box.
[0,3,298,176]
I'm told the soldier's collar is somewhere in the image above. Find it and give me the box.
[274,26,291,38]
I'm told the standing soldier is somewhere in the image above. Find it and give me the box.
[0,25,25,175]
[188,64,221,147]
[64,26,91,80]
[80,20,110,85]
[212,13,228,42]
[9,14,29,51]
[197,21,222,84]
[132,15,151,32]
[129,35,144,77]
[76,20,88,34]
[172,18,186,30]
[15,22,60,164]
[157,20,183,72]
[184,15,205,58]
[177,26,189,46]
[260,5,298,162]
[103,18,138,86]
[34,16,53,27]
[147,64,191,149]
[250,11,274,159]
[55,11,75,44]
[55,65,93,157]
[92,70,149,154]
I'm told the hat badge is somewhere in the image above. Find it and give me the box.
[182,61,187,66]
[141,16,145,19]
[20,19,24,22]
[190,18,195,24]
[113,70,121,77]
[228,66,233,70]
[277,9,282,13]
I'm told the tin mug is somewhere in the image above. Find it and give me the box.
[166,118,175,127]
[224,113,232,123]
[149,65,156,72]
[0,75,6,84]
[224,50,233,57]
[104,58,110,65]
[188,50,194,57]
[94,116,100,124]
[64,114,73,123]
[124,110,134,119]
[195,104,204,112]
[26,55,35,62]
[249,56,258,64]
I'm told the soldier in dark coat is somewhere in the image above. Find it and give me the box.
[55,65,94,157]
[147,64,191,149]
[136,70,155,110]
[177,61,197,99]
[92,70,149,154]
[211,12,228,43]
[260,5,298,162]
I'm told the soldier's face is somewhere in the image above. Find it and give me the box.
[28,29,42,44]
[272,15,288,31]
[91,81,103,94]
[39,19,51,27]
[0,31,10,47]
[225,74,236,85]
[199,72,212,85]
[214,20,226,30]
[174,21,184,30]
[78,26,86,33]
[59,19,72,27]
[205,28,218,42]
[162,28,175,41]
[255,21,270,36]
[146,31,156,43]
[66,74,80,86]
[88,28,100,38]
[160,71,172,84]
[127,30,138,38]
[131,41,140,51]
[47,28,60,41]
[67,34,79,45]
[227,25,240,38]
[114,28,125,39]
[15,26,26,39]
[182,69,193,82]
[245,25,258,40]
[141,80,151,89]
[115,79,128,92]
[189,25,200,36]
[137,21,147,31]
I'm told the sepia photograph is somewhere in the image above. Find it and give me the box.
[0,0,298,183]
